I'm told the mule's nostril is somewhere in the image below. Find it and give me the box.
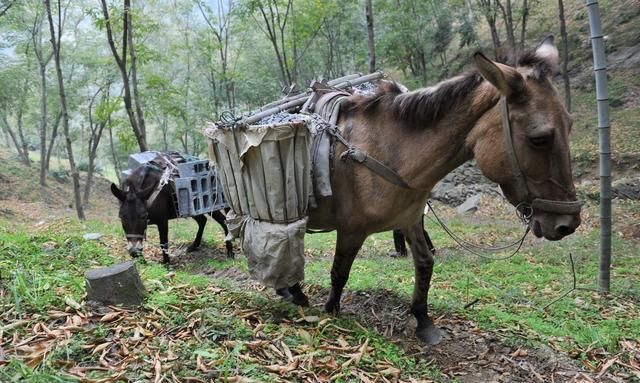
[555,224,575,237]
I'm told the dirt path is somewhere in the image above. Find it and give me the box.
[177,247,605,383]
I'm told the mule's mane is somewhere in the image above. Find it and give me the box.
[344,48,555,127]
[344,72,484,126]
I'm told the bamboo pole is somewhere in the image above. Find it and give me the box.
[327,73,362,85]
[253,74,363,114]
[241,72,384,125]
[585,0,611,293]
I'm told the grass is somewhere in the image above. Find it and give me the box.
[0,216,449,381]
[3,198,639,381]
[305,200,640,357]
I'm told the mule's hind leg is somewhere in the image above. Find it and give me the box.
[325,231,366,314]
[157,220,170,265]
[288,282,309,306]
[403,222,442,345]
[187,215,207,252]
[211,210,234,258]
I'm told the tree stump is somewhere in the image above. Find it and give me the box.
[85,261,147,307]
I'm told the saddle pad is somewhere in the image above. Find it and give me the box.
[309,91,349,199]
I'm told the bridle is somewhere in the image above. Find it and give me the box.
[327,93,582,219]
[499,96,582,217]
[126,233,146,240]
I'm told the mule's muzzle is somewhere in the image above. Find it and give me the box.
[531,211,581,241]
[127,236,144,256]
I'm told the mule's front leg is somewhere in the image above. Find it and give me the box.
[187,215,207,252]
[157,220,170,265]
[404,222,442,345]
[211,210,234,259]
[325,231,366,314]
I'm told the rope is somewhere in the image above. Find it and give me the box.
[220,111,240,126]
[425,200,531,261]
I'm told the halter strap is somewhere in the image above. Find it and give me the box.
[499,96,582,215]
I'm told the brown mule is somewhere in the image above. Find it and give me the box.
[305,36,581,344]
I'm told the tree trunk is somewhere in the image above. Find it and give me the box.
[126,2,146,142]
[45,110,61,171]
[99,0,148,152]
[365,0,375,73]
[520,0,529,52]
[0,116,29,165]
[83,88,108,207]
[38,66,48,185]
[108,116,121,178]
[558,0,571,111]
[497,0,516,54]
[161,115,168,152]
[44,0,85,220]
[85,261,146,307]
[256,0,292,88]
[478,0,502,59]
[16,104,30,167]
[32,12,54,186]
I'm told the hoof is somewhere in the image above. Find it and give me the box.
[324,300,340,315]
[288,284,309,307]
[291,295,309,306]
[275,287,292,301]
[186,246,198,253]
[389,251,407,258]
[416,324,443,345]
[226,251,235,259]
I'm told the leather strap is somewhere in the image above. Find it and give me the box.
[500,97,529,203]
[499,96,582,215]
[531,198,583,215]
[340,147,413,189]
[322,122,414,190]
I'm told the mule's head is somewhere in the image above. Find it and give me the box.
[471,36,581,241]
[111,180,155,256]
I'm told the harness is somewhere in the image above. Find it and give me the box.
[326,95,582,217]
[498,96,582,215]
[145,159,176,209]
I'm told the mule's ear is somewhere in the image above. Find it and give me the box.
[535,35,559,66]
[473,51,524,97]
[111,183,126,202]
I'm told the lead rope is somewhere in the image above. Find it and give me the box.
[425,200,531,260]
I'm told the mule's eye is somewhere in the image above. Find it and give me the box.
[528,133,553,148]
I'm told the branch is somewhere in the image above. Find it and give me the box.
[0,1,14,18]
[99,0,123,69]
[294,16,326,65]
[196,1,222,41]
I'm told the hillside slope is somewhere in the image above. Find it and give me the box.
[0,148,115,221]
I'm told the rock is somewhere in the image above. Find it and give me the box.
[430,160,501,206]
[42,241,57,252]
[456,194,483,214]
[83,233,102,240]
[608,45,640,70]
[612,177,640,200]
[85,261,147,307]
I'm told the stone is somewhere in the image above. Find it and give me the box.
[456,194,483,214]
[612,177,640,200]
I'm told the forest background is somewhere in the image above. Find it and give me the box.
[1,0,639,219]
